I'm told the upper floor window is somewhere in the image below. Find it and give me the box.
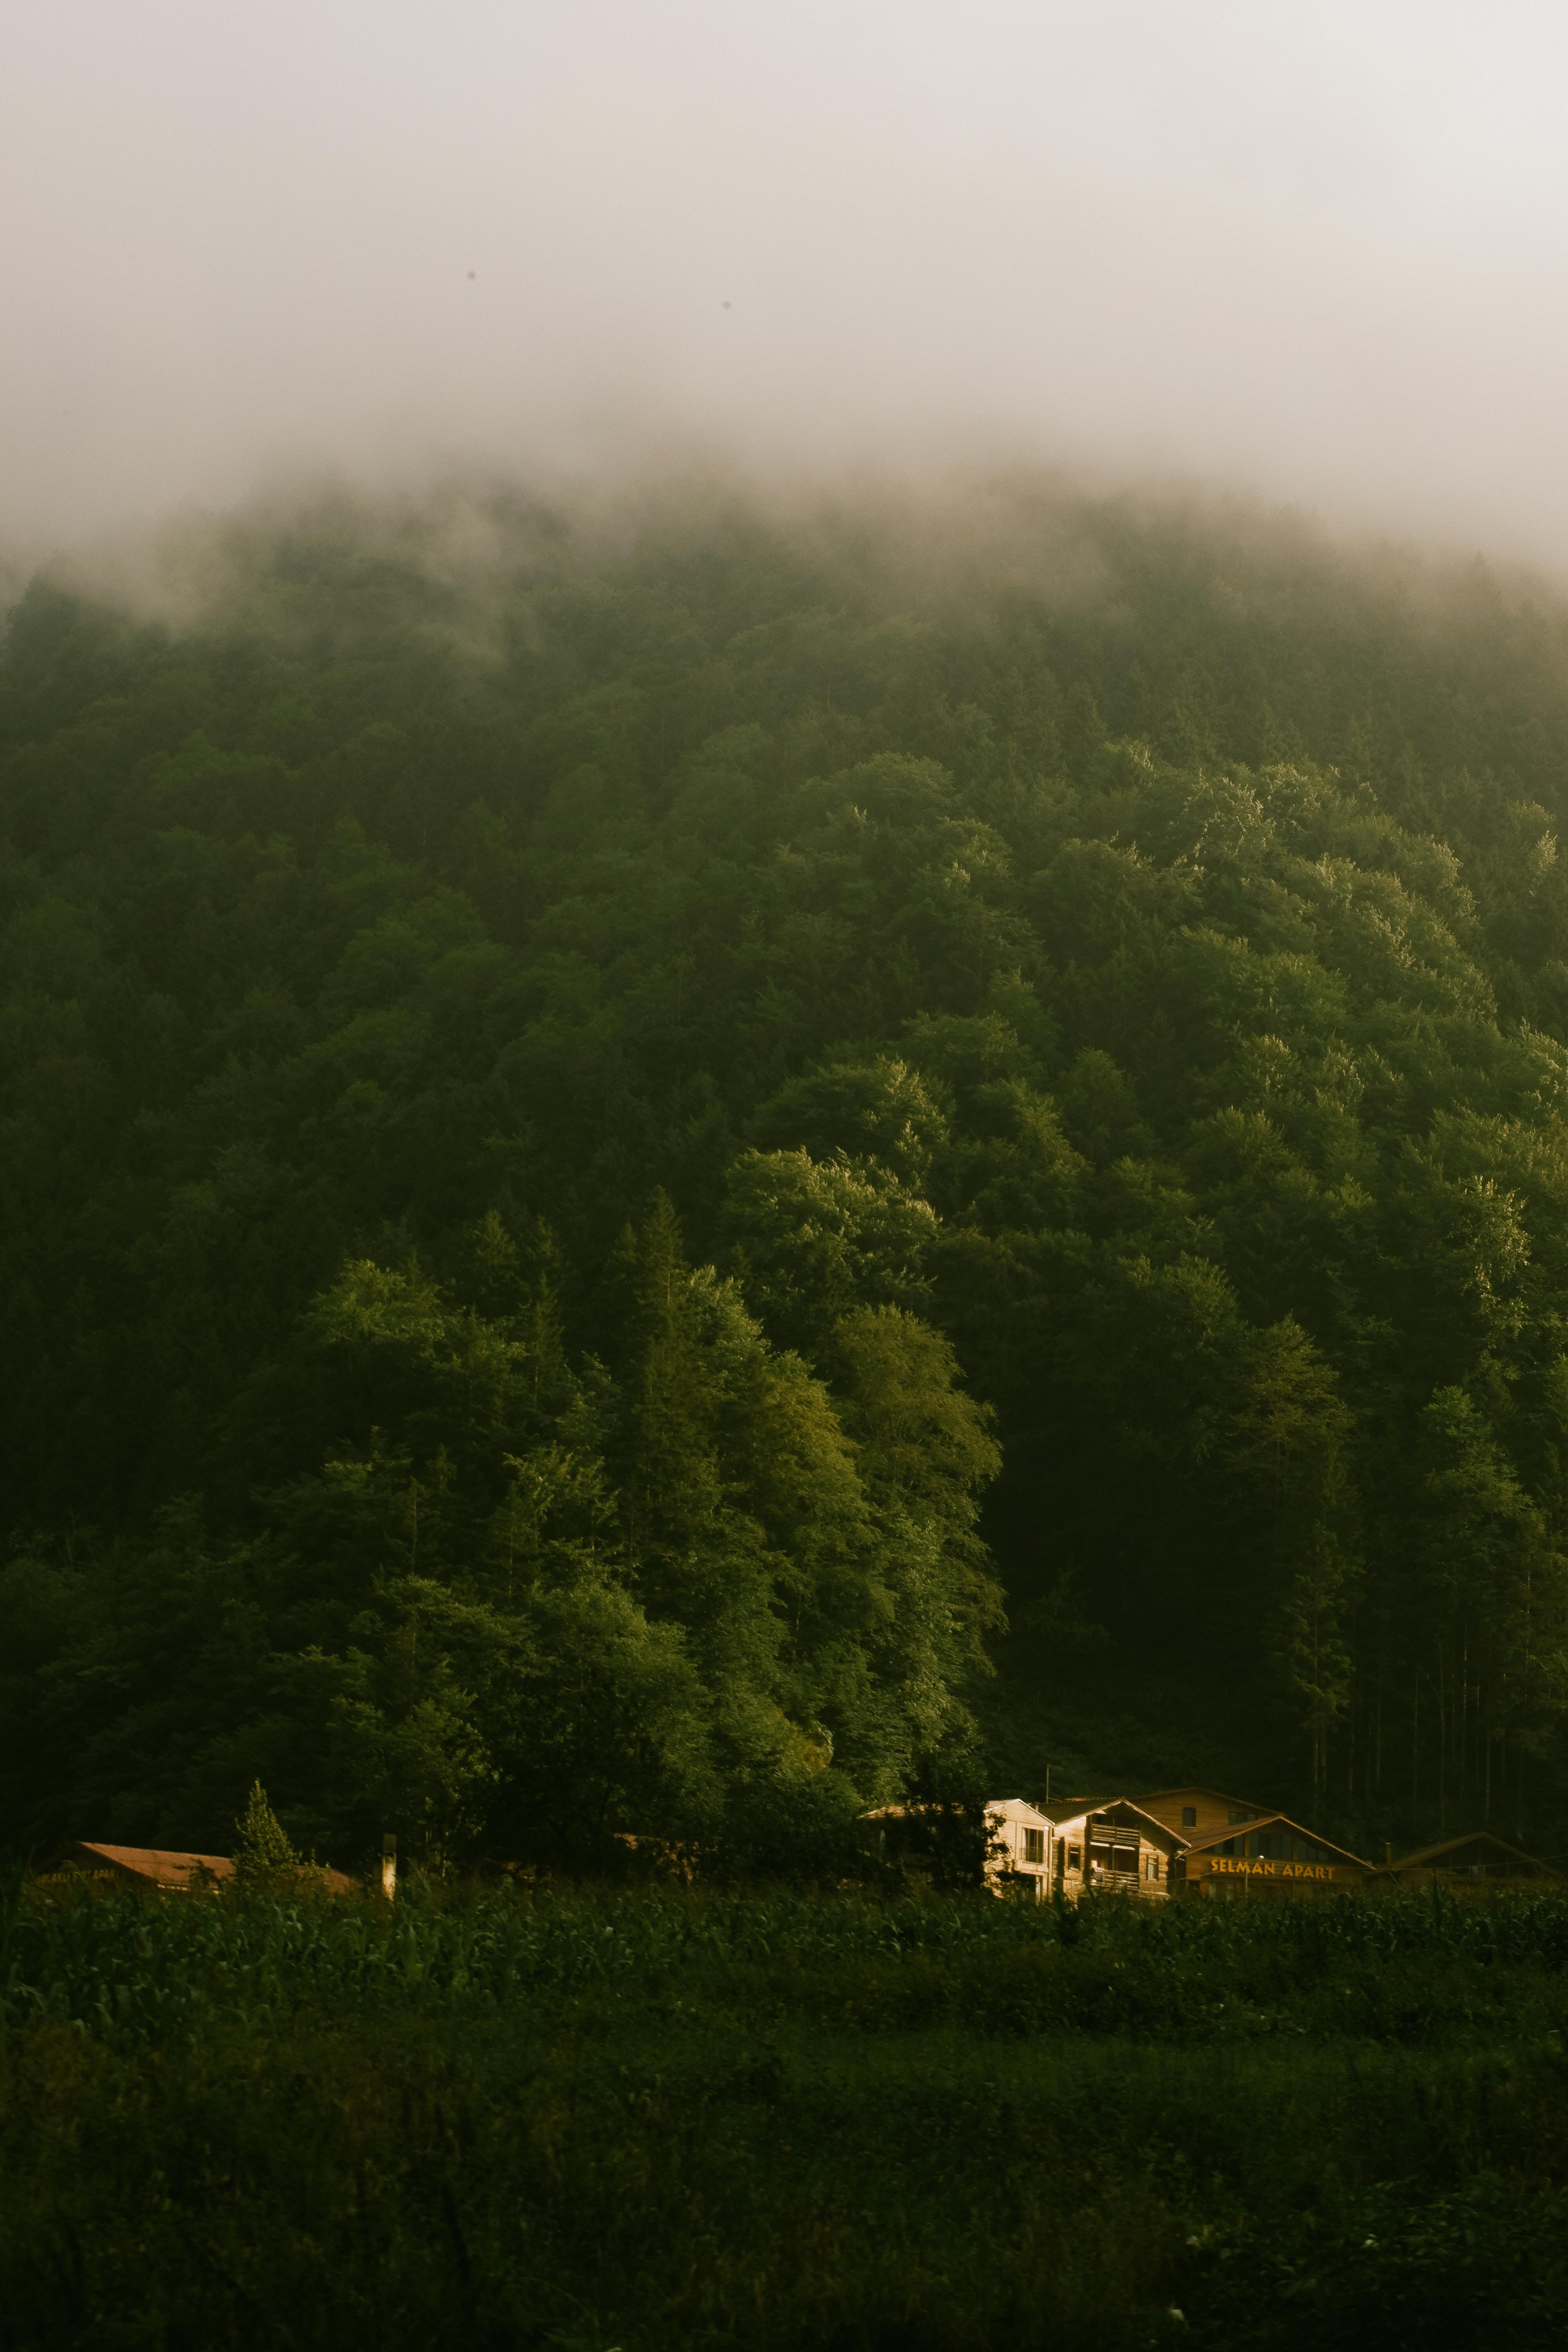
[1091,1842,1139,1875]
[1181,1807,1197,1827]
[1022,1828,1045,1865]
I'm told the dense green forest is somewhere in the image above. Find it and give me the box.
[7,477,1568,1868]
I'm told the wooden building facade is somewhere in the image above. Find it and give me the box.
[1136,1787,1269,1840]
[985,1797,1185,1902]
[873,1791,1555,1904]
[1174,1812,1370,1897]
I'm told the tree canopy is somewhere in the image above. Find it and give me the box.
[6,480,1568,1866]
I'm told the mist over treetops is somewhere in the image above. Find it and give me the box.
[5,477,1568,1869]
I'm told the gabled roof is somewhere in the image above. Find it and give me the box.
[984,1797,1052,1828]
[1037,1795,1119,1825]
[78,1842,234,1886]
[863,1797,1185,1850]
[1179,1814,1369,1869]
[1040,1798,1188,1851]
[1382,1831,1558,1877]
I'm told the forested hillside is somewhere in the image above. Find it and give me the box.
[6,481,1568,1868]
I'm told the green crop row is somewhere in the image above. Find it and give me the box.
[4,1880,1568,2347]
[8,1876,1568,2047]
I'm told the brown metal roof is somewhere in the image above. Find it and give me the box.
[74,1842,357,1895]
[1377,1831,1558,1877]
[1178,1814,1369,1868]
[1039,1798,1189,1850]
[77,1842,236,1886]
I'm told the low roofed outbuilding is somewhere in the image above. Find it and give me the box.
[73,1842,236,1888]
[37,1842,356,1895]
[1370,1831,1558,1887]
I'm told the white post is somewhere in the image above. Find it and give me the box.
[380,1833,397,1900]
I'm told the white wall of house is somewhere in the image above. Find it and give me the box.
[985,1798,1184,1903]
[983,1798,1055,1899]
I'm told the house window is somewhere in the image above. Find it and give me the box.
[1067,1845,1082,1873]
[1228,1810,1255,1825]
[1022,1828,1045,1865]
[1181,1808,1197,1828]
[1146,1857,1160,1880]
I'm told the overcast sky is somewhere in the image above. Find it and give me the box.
[6,1,1568,564]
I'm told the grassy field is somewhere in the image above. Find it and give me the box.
[3,1877,1566,2350]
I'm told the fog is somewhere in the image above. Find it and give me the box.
[7,1,1568,571]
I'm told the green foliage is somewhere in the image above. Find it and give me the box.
[2,1879,1568,2347]
[10,483,1568,1857]
[234,1780,298,1879]
[0,1189,999,1863]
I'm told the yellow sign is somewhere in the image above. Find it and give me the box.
[1205,1858,1335,1881]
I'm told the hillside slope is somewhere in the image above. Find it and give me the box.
[5,482,1568,1864]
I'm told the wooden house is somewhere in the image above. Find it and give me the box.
[1136,1786,1270,1839]
[865,1795,1182,1900]
[1368,1831,1559,1890]
[1030,1798,1186,1902]
[1174,1813,1368,1898]
[982,1797,1056,1898]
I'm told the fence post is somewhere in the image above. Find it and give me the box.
[381,1833,397,1900]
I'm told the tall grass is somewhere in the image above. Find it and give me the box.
[3,1879,1567,2348]
[8,1875,1568,2043]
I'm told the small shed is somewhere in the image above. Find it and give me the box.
[71,1842,236,1889]
[42,1843,355,1895]
[1176,1813,1368,1898]
[1370,1831,1559,1889]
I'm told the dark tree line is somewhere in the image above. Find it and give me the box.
[5,481,1568,1866]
